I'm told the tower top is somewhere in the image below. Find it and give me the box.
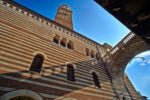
[55,4,73,30]
[59,4,71,10]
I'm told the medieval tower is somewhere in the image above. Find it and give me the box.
[55,5,73,30]
[0,0,141,100]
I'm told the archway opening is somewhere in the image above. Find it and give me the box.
[9,96,34,100]
[125,50,150,99]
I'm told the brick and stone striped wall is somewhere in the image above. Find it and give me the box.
[0,0,114,100]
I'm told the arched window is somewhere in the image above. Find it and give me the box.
[67,40,74,49]
[53,35,60,44]
[29,54,44,73]
[91,50,95,58]
[9,96,34,100]
[60,38,67,47]
[85,48,90,56]
[67,64,75,81]
[92,72,101,88]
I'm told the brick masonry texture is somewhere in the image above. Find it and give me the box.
[0,0,143,100]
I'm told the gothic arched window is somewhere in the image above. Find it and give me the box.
[67,64,75,81]
[92,72,101,88]
[29,54,44,73]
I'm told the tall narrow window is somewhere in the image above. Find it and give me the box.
[29,54,44,73]
[92,72,101,88]
[91,50,95,58]
[67,64,75,81]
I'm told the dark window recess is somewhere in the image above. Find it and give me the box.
[92,72,101,88]
[60,41,66,47]
[91,55,95,58]
[67,43,72,49]
[53,38,59,44]
[123,97,126,100]
[67,65,75,81]
[29,55,44,73]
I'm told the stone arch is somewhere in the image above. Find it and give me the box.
[104,34,150,79]
[0,89,43,100]
[33,51,47,59]
[89,70,99,76]
[65,62,77,69]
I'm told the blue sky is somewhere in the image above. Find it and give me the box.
[13,0,150,98]
[13,0,130,46]
[126,51,150,98]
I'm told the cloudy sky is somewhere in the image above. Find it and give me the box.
[126,51,150,98]
[13,0,150,98]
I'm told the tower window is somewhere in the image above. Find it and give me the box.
[92,72,101,88]
[67,64,75,81]
[29,54,44,73]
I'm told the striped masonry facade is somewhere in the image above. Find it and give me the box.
[0,1,115,100]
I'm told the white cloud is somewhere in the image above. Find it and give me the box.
[135,58,144,62]
[147,59,150,64]
[136,51,150,57]
[140,63,146,66]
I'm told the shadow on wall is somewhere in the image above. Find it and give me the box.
[0,59,113,100]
